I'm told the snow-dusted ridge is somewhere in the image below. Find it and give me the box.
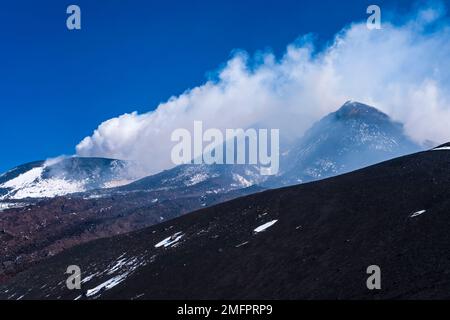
[0,165,84,200]
[0,157,136,200]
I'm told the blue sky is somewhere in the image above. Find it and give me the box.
[0,0,433,172]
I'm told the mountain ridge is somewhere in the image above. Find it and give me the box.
[0,101,422,200]
[0,101,426,282]
[0,157,137,201]
[2,146,449,299]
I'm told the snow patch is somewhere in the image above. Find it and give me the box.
[185,173,209,186]
[410,210,427,218]
[1,167,43,189]
[84,255,146,298]
[155,232,184,248]
[86,273,128,297]
[254,220,278,233]
[232,174,253,188]
[235,241,249,248]
[83,194,106,200]
[106,257,140,275]
[433,146,450,151]
[103,179,136,188]
[81,273,99,284]
[0,202,27,212]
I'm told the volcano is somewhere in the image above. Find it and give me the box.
[2,146,450,299]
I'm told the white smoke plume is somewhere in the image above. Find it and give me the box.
[76,2,450,175]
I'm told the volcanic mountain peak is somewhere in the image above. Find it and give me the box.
[0,157,136,201]
[335,100,389,120]
[268,101,422,187]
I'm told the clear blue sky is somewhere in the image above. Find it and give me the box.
[0,0,422,172]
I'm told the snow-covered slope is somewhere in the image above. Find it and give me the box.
[0,166,84,199]
[112,163,264,194]
[266,101,422,187]
[0,157,136,200]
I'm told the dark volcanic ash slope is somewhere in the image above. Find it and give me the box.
[2,147,450,300]
[0,182,261,281]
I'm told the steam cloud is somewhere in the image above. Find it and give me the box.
[76,2,450,175]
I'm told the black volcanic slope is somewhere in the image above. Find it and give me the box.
[2,148,450,300]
